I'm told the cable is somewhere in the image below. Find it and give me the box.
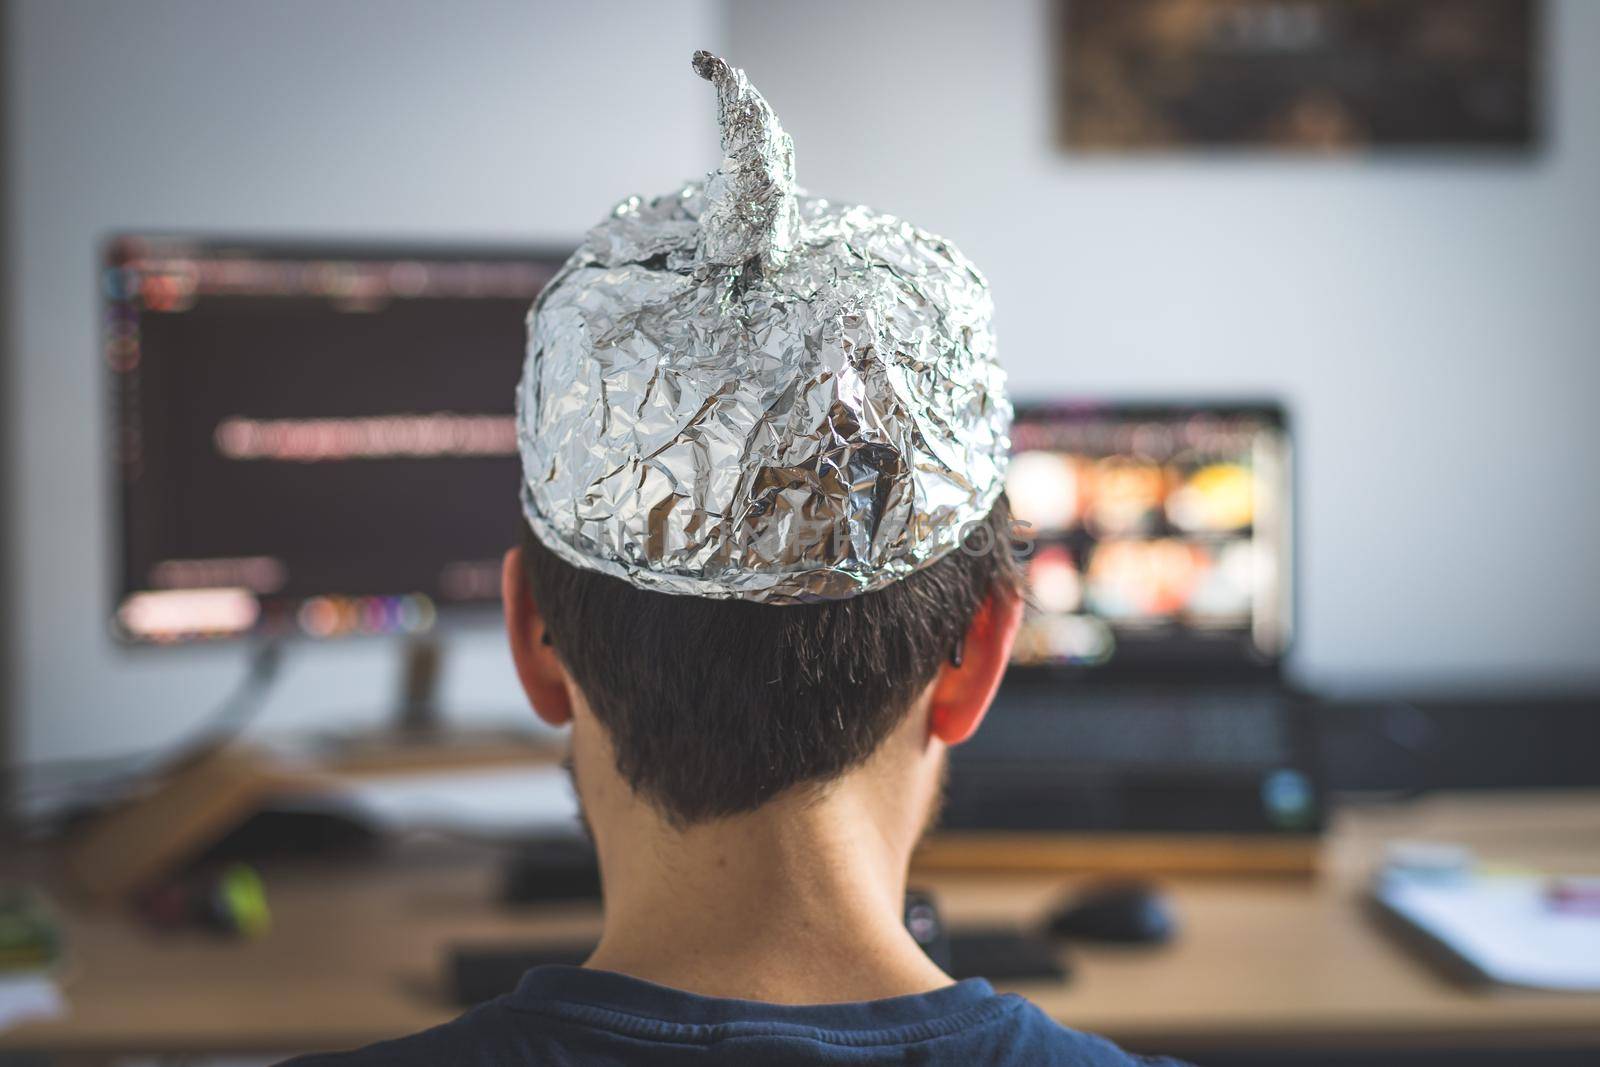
[3,640,287,830]
[141,639,286,779]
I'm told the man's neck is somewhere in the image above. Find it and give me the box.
[582,755,951,1005]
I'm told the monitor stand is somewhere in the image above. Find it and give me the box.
[395,634,445,737]
[308,635,557,774]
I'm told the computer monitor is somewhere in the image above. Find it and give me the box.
[105,237,569,644]
[1004,401,1293,677]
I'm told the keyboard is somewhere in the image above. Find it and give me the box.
[962,684,1290,769]
[943,682,1320,834]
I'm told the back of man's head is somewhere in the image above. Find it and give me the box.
[519,502,1020,825]
[510,53,1018,827]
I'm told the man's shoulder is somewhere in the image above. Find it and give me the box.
[277,987,1188,1067]
[274,999,534,1067]
[982,994,1190,1066]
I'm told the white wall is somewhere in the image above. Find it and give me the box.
[729,0,1600,695]
[4,0,721,761]
[6,1,1599,763]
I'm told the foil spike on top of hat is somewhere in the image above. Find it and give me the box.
[691,50,799,269]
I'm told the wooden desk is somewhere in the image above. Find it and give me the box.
[5,791,1599,1060]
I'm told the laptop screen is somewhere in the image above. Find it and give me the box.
[1004,402,1293,675]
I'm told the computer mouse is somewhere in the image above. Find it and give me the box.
[1046,881,1177,945]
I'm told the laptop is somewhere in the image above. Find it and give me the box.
[934,401,1325,867]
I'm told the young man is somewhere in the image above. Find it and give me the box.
[287,52,1183,1066]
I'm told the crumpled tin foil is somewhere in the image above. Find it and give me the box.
[517,51,1011,603]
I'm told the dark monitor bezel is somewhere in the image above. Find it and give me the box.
[101,233,573,648]
[1001,397,1296,686]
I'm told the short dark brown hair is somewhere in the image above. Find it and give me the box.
[520,499,1022,825]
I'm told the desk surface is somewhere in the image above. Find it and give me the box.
[6,790,1600,1057]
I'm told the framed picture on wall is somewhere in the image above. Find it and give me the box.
[1058,0,1541,152]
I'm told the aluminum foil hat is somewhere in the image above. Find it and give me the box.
[516,51,1011,603]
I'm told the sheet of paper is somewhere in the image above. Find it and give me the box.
[0,972,66,1033]
[1377,874,1600,991]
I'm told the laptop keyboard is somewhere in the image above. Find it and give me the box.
[961,685,1290,770]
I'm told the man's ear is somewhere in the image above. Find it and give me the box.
[927,589,1024,747]
[501,546,574,728]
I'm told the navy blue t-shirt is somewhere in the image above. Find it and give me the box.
[282,965,1185,1066]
